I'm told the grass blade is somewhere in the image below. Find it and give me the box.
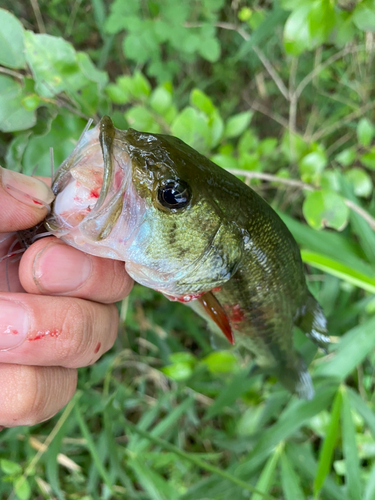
[280,451,306,500]
[341,387,362,500]
[364,463,375,500]
[252,445,282,500]
[347,388,375,440]
[313,388,342,497]
[205,368,254,420]
[314,315,375,383]
[123,418,278,500]
[74,403,113,491]
[235,385,336,476]
[301,250,375,294]
[280,212,372,275]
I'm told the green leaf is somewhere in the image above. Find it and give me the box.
[335,148,356,167]
[303,190,349,231]
[202,351,237,374]
[198,37,220,62]
[299,150,327,183]
[313,389,342,497]
[14,477,31,500]
[150,86,173,115]
[162,362,193,381]
[307,0,335,46]
[341,387,362,500]
[171,106,210,151]
[284,5,311,55]
[0,459,22,475]
[24,32,86,97]
[345,168,373,198]
[190,88,216,115]
[132,70,151,98]
[360,147,375,169]
[300,250,375,294]
[353,1,375,32]
[224,111,253,139]
[125,106,160,133]
[105,83,130,104]
[77,51,108,87]
[357,118,375,147]
[280,452,306,500]
[315,315,375,383]
[0,8,25,69]
[0,75,36,132]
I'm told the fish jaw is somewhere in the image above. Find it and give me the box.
[45,122,147,260]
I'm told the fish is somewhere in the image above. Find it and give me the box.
[45,115,329,399]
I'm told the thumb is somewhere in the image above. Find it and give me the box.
[0,166,54,232]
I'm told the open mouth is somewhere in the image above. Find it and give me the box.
[44,117,144,260]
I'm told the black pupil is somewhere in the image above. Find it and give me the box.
[158,180,190,209]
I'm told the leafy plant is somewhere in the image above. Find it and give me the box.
[1,1,375,499]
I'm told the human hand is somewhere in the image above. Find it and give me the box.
[0,167,133,427]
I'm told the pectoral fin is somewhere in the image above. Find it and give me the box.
[197,292,235,345]
[296,293,330,352]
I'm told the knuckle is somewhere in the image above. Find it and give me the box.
[57,300,92,367]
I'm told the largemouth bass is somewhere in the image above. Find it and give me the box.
[45,116,328,399]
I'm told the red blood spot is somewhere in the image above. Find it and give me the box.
[33,199,43,205]
[27,329,61,341]
[225,304,246,324]
[11,329,18,335]
[90,188,100,199]
[94,342,101,353]
[212,286,222,292]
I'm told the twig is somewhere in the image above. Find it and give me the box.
[325,132,353,157]
[244,98,290,130]
[252,45,290,100]
[29,0,46,33]
[310,99,375,142]
[184,21,290,101]
[227,169,375,232]
[0,67,24,80]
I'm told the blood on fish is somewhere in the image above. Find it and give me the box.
[225,303,246,323]
[94,342,101,353]
[90,188,100,199]
[33,199,43,206]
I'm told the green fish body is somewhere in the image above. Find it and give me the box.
[46,116,328,399]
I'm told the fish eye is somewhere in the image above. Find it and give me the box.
[157,179,191,210]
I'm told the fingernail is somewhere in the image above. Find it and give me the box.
[33,243,92,293]
[0,166,54,209]
[0,299,29,351]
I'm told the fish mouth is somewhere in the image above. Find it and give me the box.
[45,116,145,260]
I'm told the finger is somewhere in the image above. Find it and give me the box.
[0,293,118,368]
[0,363,77,427]
[19,237,134,303]
[0,167,54,231]
[0,233,24,293]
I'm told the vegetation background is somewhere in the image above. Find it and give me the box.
[1,0,375,498]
